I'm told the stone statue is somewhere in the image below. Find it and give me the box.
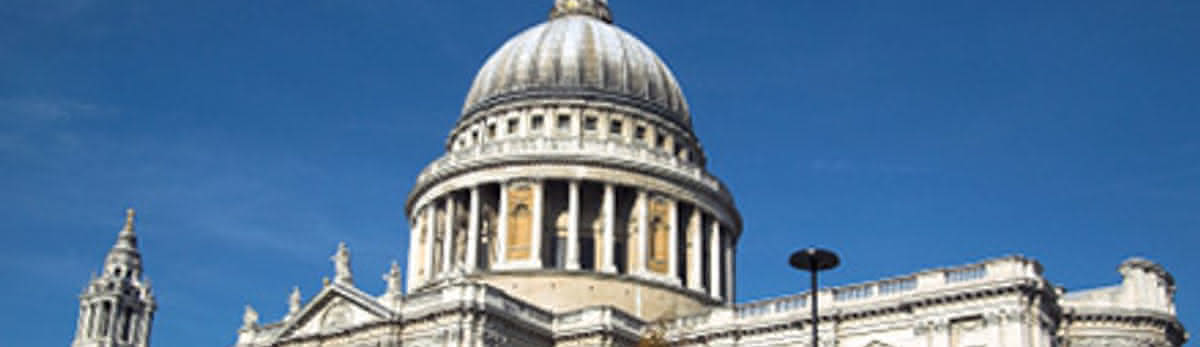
[242,305,259,329]
[288,287,301,316]
[384,261,403,296]
[331,242,353,285]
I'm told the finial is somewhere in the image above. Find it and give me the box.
[550,0,613,23]
[111,207,140,253]
[331,242,353,286]
[288,287,302,316]
[124,208,135,230]
[242,305,259,329]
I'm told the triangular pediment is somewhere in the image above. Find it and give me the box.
[276,284,394,340]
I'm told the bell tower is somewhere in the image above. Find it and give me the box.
[72,209,156,347]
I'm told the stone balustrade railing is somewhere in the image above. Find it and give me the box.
[415,137,731,200]
[725,256,1041,322]
[401,283,554,329]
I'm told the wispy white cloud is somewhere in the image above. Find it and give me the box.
[0,96,112,123]
[0,96,114,158]
[4,0,99,22]
[808,159,934,175]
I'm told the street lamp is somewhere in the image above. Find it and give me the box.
[789,248,839,347]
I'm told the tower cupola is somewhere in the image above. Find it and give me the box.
[73,208,156,347]
[550,0,612,23]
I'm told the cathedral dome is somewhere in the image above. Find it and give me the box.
[461,6,691,128]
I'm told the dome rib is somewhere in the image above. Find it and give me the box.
[461,15,691,128]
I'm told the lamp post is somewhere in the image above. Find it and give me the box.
[789,248,839,347]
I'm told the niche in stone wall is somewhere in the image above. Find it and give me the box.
[506,183,535,261]
[648,196,671,274]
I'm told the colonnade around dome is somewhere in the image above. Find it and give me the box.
[406,176,736,304]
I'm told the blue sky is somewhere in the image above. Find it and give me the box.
[2,1,1197,346]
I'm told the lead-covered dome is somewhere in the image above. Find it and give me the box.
[461,2,691,128]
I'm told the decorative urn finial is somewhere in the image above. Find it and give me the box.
[550,0,612,23]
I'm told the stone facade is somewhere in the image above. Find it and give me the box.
[235,250,1185,346]
[72,209,157,347]
[230,1,1187,346]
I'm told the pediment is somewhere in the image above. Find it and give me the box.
[864,342,894,347]
[276,284,394,340]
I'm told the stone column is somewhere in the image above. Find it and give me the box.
[601,183,617,273]
[75,304,86,340]
[127,309,139,343]
[724,233,735,301]
[87,302,97,338]
[422,206,435,282]
[709,220,722,299]
[531,180,545,268]
[636,190,648,275]
[115,307,125,342]
[467,186,480,272]
[687,209,703,290]
[406,215,421,292]
[668,199,679,281]
[140,311,152,345]
[566,180,581,270]
[497,181,509,265]
[106,300,117,338]
[443,195,455,273]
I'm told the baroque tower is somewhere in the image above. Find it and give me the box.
[73,209,156,347]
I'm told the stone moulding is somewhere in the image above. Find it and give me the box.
[406,138,742,232]
[458,88,693,134]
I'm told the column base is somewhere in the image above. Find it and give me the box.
[633,272,682,287]
[492,259,544,271]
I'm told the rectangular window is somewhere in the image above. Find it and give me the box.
[487,124,497,138]
[610,120,623,135]
[655,133,665,148]
[557,114,571,131]
[531,115,544,130]
[634,126,646,141]
[507,119,518,134]
[584,116,598,131]
[472,130,479,141]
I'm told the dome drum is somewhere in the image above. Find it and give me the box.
[451,98,700,157]
[405,174,738,319]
